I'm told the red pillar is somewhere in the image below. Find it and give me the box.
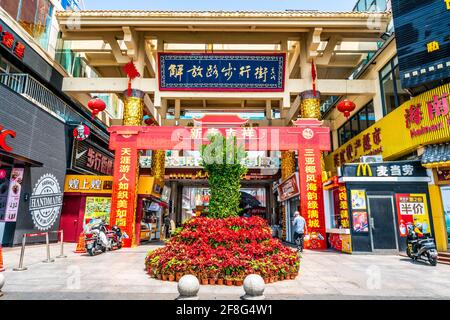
[110,143,139,248]
[298,146,327,250]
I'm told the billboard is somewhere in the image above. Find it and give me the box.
[391,0,450,89]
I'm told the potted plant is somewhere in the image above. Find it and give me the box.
[225,276,234,286]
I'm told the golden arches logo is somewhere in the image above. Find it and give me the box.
[357,164,373,177]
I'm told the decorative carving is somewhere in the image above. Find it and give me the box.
[300,90,321,120]
[281,151,296,181]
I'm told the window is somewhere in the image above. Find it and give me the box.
[0,0,54,50]
[337,101,376,147]
[380,56,411,116]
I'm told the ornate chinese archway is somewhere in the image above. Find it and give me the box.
[108,118,331,248]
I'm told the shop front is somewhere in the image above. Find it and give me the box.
[339,161,432,253]
[325,82,450,252]
[277,173,300,243]
[60,175,113,242]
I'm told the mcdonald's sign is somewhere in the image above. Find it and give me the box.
[356,163,373,177]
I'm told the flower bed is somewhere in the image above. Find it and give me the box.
[145,216,300,285]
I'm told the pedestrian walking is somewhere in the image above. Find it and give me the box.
[163,214,171,239]
[292,211,307,252]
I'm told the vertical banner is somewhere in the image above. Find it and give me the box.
[298,148,327,250]
[110,146,138,247]
[5,168,24,222]
[395,193,431,237]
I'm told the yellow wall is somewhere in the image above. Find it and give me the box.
[428,185,448,252]
[325,83,450,172]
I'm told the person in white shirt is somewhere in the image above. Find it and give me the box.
[292,211,307,252]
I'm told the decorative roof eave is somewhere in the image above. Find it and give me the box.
[422,161,450,169]
[55,10,391,24]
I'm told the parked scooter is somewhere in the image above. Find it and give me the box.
[106,225,124,250]
[84,219,110,256]
[406,223,438,266]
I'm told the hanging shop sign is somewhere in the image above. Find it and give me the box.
[3,168,24,222]
[73,124,90,141]
[159,53,285,91]
[0,24,25,60]
[29,174,63,231]
[64,175,113,194]
[395,193,431,237]
[326,83,450,172]
[0,125,16,153]
[340,161,429,182]
[71,139,114,176]
[277,173,300,202]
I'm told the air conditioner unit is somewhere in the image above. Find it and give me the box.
[360,155,383,163]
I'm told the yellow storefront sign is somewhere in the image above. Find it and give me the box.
[64,175,113,194]
[326,83,450,171]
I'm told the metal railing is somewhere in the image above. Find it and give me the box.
[0,73,109,141]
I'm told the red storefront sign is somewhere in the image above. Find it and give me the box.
[277,173,300,201]
[0,26,26,60]
[0,125,16,152]
[110,146,139,247]
[298,148,327,250]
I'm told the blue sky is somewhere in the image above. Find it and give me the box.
[83,0,357,11]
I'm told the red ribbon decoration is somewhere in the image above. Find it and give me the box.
[311,59,317,97]
[123,61,141,96]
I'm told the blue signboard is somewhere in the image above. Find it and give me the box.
[391,0,450,89]
[159,53,285,91]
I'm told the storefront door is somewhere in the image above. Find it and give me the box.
[440,186,450,250]
[367,195,398,251]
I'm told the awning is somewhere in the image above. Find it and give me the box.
[421,143,450,168]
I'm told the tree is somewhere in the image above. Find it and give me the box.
[201,134,247,218]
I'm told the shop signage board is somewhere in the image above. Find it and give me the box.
[159,53,285,91]
[84,197,111,225]
[0,24,26,60]
[325,83,450,172]
[29,173,63,231]
[341,161,428,180]
[4,168,24,222]
[395,193,431,237]
[0,124,16,152]
[64,175,113,194]
[391,0,450,89]
[71,139,114,176]
[277,173,300,202]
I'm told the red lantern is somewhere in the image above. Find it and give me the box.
[87,97,106,120]
[337,99,356,119]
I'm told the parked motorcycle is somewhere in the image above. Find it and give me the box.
[84,219,110,256]
[106,225,124,250]
[406,224,438,266]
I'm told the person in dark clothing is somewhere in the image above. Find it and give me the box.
[163,214,171,239]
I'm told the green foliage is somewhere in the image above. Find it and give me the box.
[201,134,248,218]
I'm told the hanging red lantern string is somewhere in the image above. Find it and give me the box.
[87,97,106,120]
[123,60,141,96]
[337,99,356,119]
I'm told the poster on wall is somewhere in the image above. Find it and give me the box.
[441,187,450,245]
[4,168,24,222]
[352,211,369,233]
[84,197,111,225]
[0,168,11,221]
[395,193,431,237]
[351,190,367,210]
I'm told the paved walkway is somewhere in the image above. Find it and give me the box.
[1,242,450,300]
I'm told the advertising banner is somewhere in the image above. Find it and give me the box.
[395,193,431,237]
[84,197,111,225]
[4,168,24,222]
[159,53,285,91]
[298,148,326,250]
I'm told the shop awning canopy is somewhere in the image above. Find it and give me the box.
[421,143,450,168]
